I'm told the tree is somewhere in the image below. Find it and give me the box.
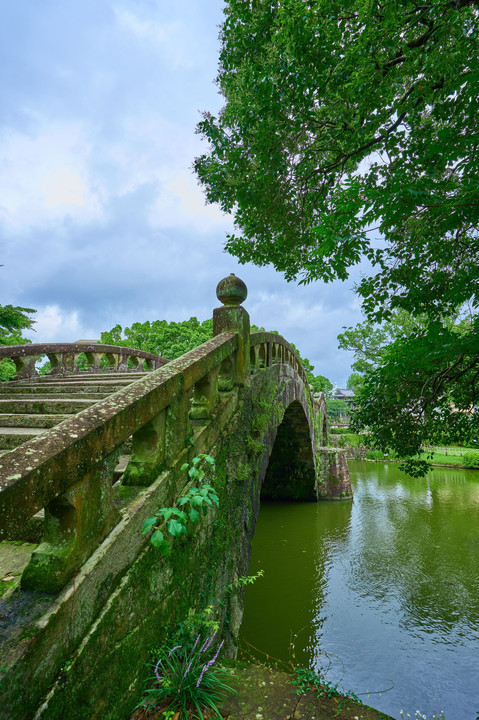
[351,316,479,474]
[195,0,479,319]
[101,318,214,361]
[0,304,36,345]
[337,310,446,374]
[346,372,363,392]
[0,304,36,380]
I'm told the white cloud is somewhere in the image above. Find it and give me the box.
[25,305,93,344]
[114,6,199,69]
[149,171,231,231]
[0,119,104,231]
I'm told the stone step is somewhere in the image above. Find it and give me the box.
[0,413,73,428]
[1,385,119,396]
[33,372,150,382]
[0,426,46,449]
[4,372,150,387]
[5,378,136,389]
[0,398,98,414]
[0,394,113,404]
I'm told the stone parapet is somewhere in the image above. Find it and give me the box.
[0,342,167,381]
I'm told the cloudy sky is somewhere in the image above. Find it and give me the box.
[0,0,366,386]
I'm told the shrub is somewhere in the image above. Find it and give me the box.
[137,632,233,720]
[462,452,479,469]
[365,449,385,460]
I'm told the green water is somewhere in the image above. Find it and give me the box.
[239,461,479,720]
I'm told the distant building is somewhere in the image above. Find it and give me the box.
[332,388,355,402]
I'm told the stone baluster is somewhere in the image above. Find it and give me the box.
[218,355,235,393]
[84,351,104,371]
[190,368,219,422]
[21,447,123,593]
[250,346,258,372]
[12,354,41,380]
[103,352,119,369]
[122,410,167,486]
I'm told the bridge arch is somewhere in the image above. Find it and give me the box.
[261,398,316,501]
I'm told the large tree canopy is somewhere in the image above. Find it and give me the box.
[195,0,479,319]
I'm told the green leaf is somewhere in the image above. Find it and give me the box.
[204,455,215,465]
[189,466,199,479]
[159,540,171,557]
[168,519,186,537]
[189,508,200,523]
[150,530,164,548]
[180,462,189,472]
[141,517,158,534]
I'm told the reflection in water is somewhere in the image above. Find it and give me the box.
[240,462,479,720]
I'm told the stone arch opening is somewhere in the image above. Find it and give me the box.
[261,400,316,501]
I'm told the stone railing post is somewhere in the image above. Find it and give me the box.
[21,447,122,592]
[213,274,250,385]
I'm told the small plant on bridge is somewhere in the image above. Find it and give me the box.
[136,631,233,720]
[142,454,218,556]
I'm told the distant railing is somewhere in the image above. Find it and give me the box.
[250,331,309,386]
[0,342,168,380]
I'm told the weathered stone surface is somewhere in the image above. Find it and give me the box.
[317,448,353,501]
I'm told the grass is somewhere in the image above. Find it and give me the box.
[419,452,464,466]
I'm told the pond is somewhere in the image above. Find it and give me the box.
[239,461,479,720]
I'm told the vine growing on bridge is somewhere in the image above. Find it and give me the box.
[142,454,218,556]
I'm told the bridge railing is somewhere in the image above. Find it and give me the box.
[250,331,309,386]
[0,342,167,381]
[0,332,239,592]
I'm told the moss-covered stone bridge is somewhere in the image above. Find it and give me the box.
[0,275,351,720]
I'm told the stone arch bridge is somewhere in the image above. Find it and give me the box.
[0,275,351,720]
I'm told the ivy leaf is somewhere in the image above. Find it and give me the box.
[150,530,164,548]
[141,517,158,534]
[168,519,186,537]
[189,508,200,523]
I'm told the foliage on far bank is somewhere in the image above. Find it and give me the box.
[350,317,479,476]
[0,303,36,380]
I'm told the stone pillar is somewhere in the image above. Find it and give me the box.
[213,274,250,386]
[316,447,353,501]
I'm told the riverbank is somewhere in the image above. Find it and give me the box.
[220,664,395,720]
[131,663,395,720]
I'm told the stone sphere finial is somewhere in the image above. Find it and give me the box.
[216,273,248,306]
